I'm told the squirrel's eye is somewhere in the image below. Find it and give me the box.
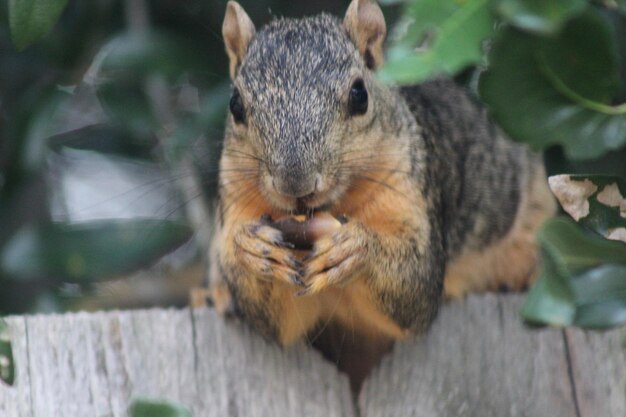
[230,88,245,124]
[349,79,368,116]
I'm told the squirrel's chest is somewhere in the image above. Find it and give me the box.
[307,278,408,389]
[315,278,409,341]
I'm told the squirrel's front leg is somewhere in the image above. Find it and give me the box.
[300,220,369,294]
[302,216,444,335]
[217,216,323,344]
[233,219,305,287]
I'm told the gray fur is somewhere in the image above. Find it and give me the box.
[235,14,362,198]
[401,80,524,257]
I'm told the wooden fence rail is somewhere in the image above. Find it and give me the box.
[0,294,624,417]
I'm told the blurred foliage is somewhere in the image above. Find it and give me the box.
[524,176,626,327]
[0,0,368,317]
[385,0,626,159]
[522,217,626,328]
[495,0,587,34]
[549,175,626,240]
[130,398,192,417]
[1,219,192,282]
[480,10,626,159]
[386,0,626,328]
[381,0,494,83]
[8,0,70,50]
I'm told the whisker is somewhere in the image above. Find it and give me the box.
[220,182,260,218]
[351,174,407,198]
[222,148,267,164]
[339,152,408,163]
[98,168,256,214]
[335,165,412,176]
[307,291,344,345]
[197,168,258,177]
[230,182,265,223]
[156,190,203,223]
[70,174,187,213]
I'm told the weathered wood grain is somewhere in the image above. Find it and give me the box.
[564,327,626,417]
[360,295,625,417]
[0,308,353,417]
[0,295,623,417]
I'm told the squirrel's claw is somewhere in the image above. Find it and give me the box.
[299,223,367,295]
[299,254,362,296]
[249,223,295,248]
[235,222,305,287]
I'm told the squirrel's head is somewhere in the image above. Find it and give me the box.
[222,0,388,212]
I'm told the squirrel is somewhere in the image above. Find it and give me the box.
[207,0,556,387]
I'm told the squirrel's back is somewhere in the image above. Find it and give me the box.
[399,79,555,296]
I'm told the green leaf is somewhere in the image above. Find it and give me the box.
[96,82,157,136]
[380,0,494,84]
[521,250,576,326]
[548,174,626,242]
[544,146,626,180]
[605,8,626,102]
[0,220,192,282]
[538,217,626,275]
[539,11,620,104]
[130,399,191,417]
[479,11,626,159]
[8,0,69,50]
[0,318,15,386]
[521,217,626,328]
[570,263,626,328]
[495,0,586,35]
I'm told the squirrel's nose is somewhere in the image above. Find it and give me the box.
[272,174,319,199]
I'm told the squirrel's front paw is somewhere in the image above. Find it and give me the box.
[234,220,305,287]
[300,221,368,295]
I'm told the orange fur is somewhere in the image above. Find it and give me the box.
[281,167,422,344]
[309,165,423,341]
[214,145,554,345]
[444,162,556,298]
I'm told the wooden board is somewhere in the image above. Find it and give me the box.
[0,295,623,417]
[360,295,625,417]
[0,309,353,417]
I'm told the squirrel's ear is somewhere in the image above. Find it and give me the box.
[344,0,386,69]
[223,1,256,79]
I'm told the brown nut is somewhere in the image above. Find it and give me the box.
[270,212,342,250]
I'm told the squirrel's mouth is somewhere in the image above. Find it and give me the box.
[295,196,311,215]
[293,195,333,215]
[261,170,351,214]
[266,192,331,215]
[262,183,336,215]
